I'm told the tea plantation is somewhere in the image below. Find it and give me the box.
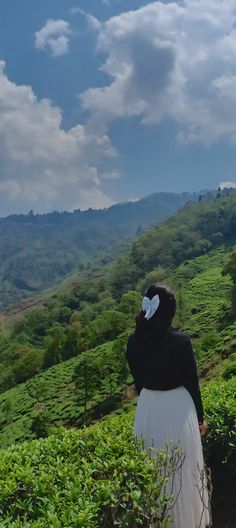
[0,377,235,527]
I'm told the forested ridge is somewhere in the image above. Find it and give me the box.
[0,189,236,526]
[0,191,197,310]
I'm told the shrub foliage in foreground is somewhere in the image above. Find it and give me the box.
[0,377,235,527]
[0,412,182,528]
[202,377,236,468]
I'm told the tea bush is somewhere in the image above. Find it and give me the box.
[202,377,236,467]
[0,378,235,526]
[0,412,182,528]
[222,361,236,380]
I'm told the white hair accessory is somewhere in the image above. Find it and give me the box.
[142,294,160,320]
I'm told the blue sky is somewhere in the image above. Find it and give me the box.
[1,0,236,215]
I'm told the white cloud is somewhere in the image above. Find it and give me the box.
[35,19,72,57]
[0,61,116,215]
[81,0,236,144]
[101,170,122,180]
[220,181,236,190]
[70,8,101,30]
[4,0,236,215]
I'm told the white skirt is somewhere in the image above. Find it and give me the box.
[134,386,211,528]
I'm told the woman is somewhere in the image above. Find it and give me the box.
[126,283,211,528]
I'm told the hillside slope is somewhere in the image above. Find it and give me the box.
[1,191,236,389]
[0,244,234,448]
[1,191,236,444]
[0,191,197,309]
[1,191,236,527]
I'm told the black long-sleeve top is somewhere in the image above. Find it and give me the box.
[126,326,204,423]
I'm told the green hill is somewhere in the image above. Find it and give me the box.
[1,190,236,526]
[0,191,197,309]
[1,191,236,396]
[0,244,235,448]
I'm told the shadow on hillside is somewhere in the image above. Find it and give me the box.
[92,395,121,421]
[211,466,236,528]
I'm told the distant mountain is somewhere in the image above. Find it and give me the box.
[0,191,200,309]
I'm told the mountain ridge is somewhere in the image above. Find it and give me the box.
[0,190,200,310]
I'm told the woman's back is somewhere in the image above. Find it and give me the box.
[126,282,211,527]
[127,326,204,423]
[127,326,190,390]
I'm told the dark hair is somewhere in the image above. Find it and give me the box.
[136,283,176,336]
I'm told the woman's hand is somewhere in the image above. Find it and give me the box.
[199,420,208,438]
